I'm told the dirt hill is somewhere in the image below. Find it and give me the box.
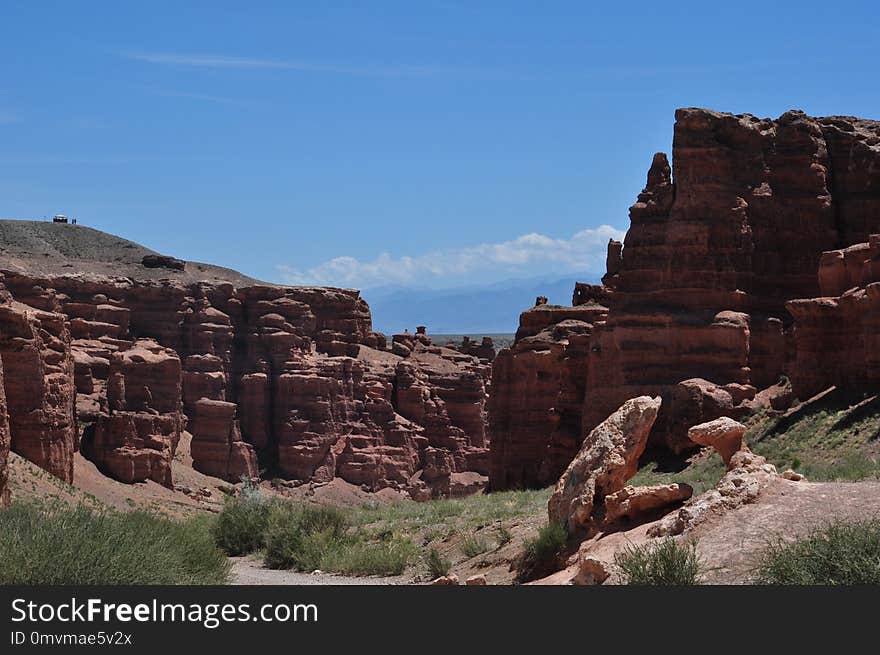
[0,219,261,286]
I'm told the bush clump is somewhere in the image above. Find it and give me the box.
[425,547,451,579]
[516,522,567,582]
[461,534,492,558]
[212,492,271,556]
[0,502,229,585]
[755,519,880,584]
[263,503,415,576]
[614,538,701,585]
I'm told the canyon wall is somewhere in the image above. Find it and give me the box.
[0,264,491,500]
[787,235,880,399]
[489,107,880,489]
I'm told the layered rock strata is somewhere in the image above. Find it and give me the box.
[0,260,490,498]
[490,108,880,489]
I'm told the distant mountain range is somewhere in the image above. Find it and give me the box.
[364,272,602,335]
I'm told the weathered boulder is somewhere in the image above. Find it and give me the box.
[548,396,661,533]
[572,557,611,585]
[603,483,693,525]
[687,417,747,469]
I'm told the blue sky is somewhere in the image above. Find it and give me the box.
[2,1,879,290]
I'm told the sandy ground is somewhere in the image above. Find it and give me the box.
[229,557,406,585]
[692,478,880,583]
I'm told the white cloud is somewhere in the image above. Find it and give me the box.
[277,225,625,289]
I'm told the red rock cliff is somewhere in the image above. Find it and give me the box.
[0,257,489,498]
[489,107,880,489]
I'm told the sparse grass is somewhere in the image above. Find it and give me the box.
[516,521,567,582]
[461,534,492,558]
[496,526,513,547]
[755,519,880,584]
[630,450,726,495]
[425,548,451,579]
[614,538,702,585]
[748,390,880,481]
[355,488,551,533]
[0,501,229,584]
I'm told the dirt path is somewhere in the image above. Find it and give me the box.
[229,557,408,585]
[692,479,880,583]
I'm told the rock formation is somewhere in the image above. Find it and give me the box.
[547,395,660,534]
[489,307,607,490]
[80,340,184,487]
[686,417,747,468]
[643,416,793,537]
[0,287,76,483]
[490,108,880,490]
[603,483,693,525]
[0,234,491,499]
[0,358,9,507]
[787,235,880,399]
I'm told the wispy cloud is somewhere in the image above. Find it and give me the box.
[150,88,251,107]
[278,225,625,289]
[119,50,508,79]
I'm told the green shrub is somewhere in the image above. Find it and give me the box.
[614,538,701,585]
[461,534,491,558]
[425,547,451,578]
[212,494,271,555]
[0,502,229,584]
[516,522,567,582]
[496,526,512,547]
[263,502,415,575]
[755,519,880,584]
[263,503,321,570]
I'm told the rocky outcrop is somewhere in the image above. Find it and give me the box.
[547,396,660,534]
[190,399,258,481]
[649,448,779,537]
[80,340,184,487]
[787,235,880,399]
[489,108,880,489]
[489,309,606,490]
[0,357,9,507]
[686,417,747,468]
[603,483,693,525]
[0,259,489,496]
[0,289,76,483]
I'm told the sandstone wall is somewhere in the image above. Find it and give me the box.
[488,107,880,489]
[787,235,880,399]
[0,270,489,498]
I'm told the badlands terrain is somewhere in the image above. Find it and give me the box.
[3,106,880,585]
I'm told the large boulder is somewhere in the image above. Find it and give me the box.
[548,395,661,533]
